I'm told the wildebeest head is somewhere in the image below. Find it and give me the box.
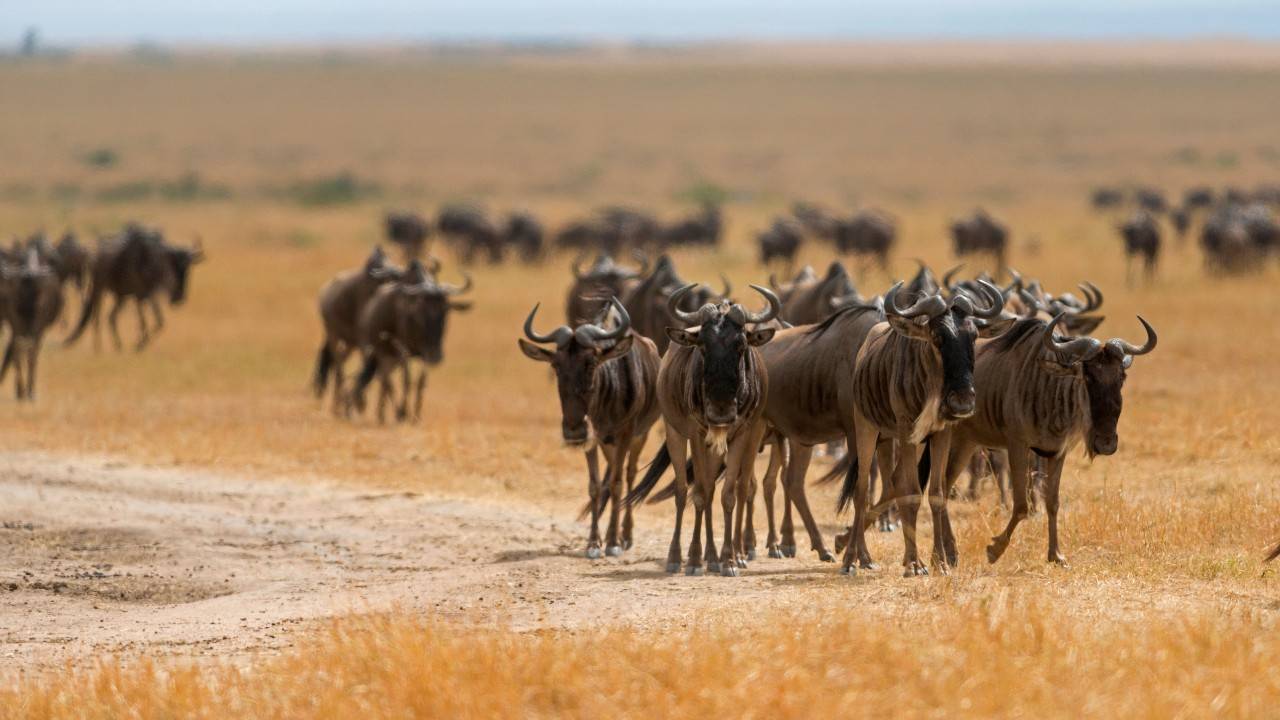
[519,298,634,446]
[396,273,472,365]
[164,237,205,305]
[665,283,779,428]
[1041,312,1157,457]
[884,279,1006,420]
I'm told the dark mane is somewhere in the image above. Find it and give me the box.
[805,303,883,339]
[986,317,1047,354]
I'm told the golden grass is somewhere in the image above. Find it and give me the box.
[1,52,1280,713]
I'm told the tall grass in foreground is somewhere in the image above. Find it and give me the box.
[6,598,1277,719]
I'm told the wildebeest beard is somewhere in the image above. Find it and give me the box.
[697,316,747,429]
[935,310,978,419]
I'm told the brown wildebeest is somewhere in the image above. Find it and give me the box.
[658,203,722,248]
[64,223,204,352]
[1135,187,1168,214]
[519,298,661,558]
[1170,206,1191,245]
[437,204,503,265]
[627,283,780,576]
[564,253,648,326]
[504,211,545,264]
[939,312,1156,566]
[1091,187,1124,210]
[791,201,839,241]
[620,254,728,355]
[757,218,804,268]
[835,209,895,273]
[950,209,1008,273]
[349,271,472,423]
[1119,210,1160,284]
[776,260,860,325]
[384,210,431,262]
[837,279,1007,576]
[0,248,64,401]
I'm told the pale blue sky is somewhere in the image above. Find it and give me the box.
[8,1,1280,46]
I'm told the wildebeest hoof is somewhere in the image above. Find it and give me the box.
[986,541,1006,564]
[707,560,721,574]
[931,557,951,576]
[685,565,704,576]
[735,557,747,569]
[746,548,757,561]
[904,561,929,577]
[721,564,740,577]
[817,549,836,563]
[767,545,783,559]
[606,545,623,557]
[840,564,857,576]
[859,559,879,571]
[665,561,681,574]
[781,544,797,558]
[621,539,633,551]
[585,546,602,559]
[1049,553,1069,567]
[878,520,897,533]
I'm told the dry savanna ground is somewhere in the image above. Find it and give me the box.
[0,45,1279,717]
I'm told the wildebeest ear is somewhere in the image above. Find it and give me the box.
[448,300,473,312]
[887,315,931,340]
[1038,358,1081,377]
[1067,315,1105,335]
[517,339,554,362]
[976,315,1017,338]
[745,327,776,346]
[598,335,634,362]
[665,327,698,347]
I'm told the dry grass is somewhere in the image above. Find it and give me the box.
[1,49,1279,714]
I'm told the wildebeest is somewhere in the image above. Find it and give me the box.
[1201,204,1278,272]
[940,312,1156,565]
[835,210,895,272]
[950,210,1008,273]
[1119,210,1161,283]
[0,247,64,401]
[628,284,780,576]
[1090,187,1124,210]
[1169,206,1191,245]
[791,201,839,241]
[349,268,472,423]
[1183,186,1215,210]
[64,223,204,352]
[519,298,660,558]
[1135,187,1168,214]
[838,279,1008,575]
[504,211,545,264]
[437,204,503,265]
[775,260,859,325]
[384,211,431,262]
[757,218,804,267]
[565,253,648,326]
[620,254,728,355]
[658,203,722,248]
[600,207,660,252]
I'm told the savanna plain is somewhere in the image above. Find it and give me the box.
[0,46,1279,717]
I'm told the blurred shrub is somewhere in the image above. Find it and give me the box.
[282,172,381,207]
[96,181,155,203]
[159,172,233,201]
[82,147,119,169]
[676,180,730,206]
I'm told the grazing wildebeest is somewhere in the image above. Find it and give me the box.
[620,254,728,355]
[757,218,804,267]
[776,260,859,326]
[838,279,1007,575]
[437,204,503,265]
[1135,187,1168,214]
[64,223,204,352]
[504,211,544,264]
[950,210,1008,273]
[835,210,895,272]
[0,248,64,401]
[349,270,473,423]
[658,203,721,248]
[384,211,431,262]
[791,202,839,241]
[519,298,661,557]
[628,284,780,576]
[1119,210,1161,283]
[564,253,648,326]
[1090,187,1124,210]
[940,312,1156,566]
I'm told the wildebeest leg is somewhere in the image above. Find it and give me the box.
[721,424,763,576]
[664,427,690,574]
[11,340,26,401]
[780,451,796,556]
[895,439,928,577]
[701,449,721,574]
[604,431,630,557]
[412,368,427,422]
[987,440,1032,563]
[686,441,708,576]
[944,441,979,567]
[1027,453,1045,516]
[873,449,897,532]
[762,438,785,558]
[394,360,412,422]
[107,296,125,352]
[25,340,40,402]
[149,297,165,334]
[927,430,956,573]
[840,420,879,574]
[134,300,152,351]
[1044,454,1069,565]
[584,445,604,559]
[621,433,646,550]
[331,346,351,417]
[990,449,1010,508]
[375,358,396,424]
[783,443,835,562]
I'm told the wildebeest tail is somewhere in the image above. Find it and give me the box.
[1267,541,1280,563]
[313,342,334,398]
[624,444,670,507]
[836,453,860,514]
[63,281,99,347]
[817,448,854,485]
[354,353,378,391]
[648,459,721,505]
[0,339,13,383]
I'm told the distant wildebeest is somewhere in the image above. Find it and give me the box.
[774,260,860,326]
[600,206,660,252]
[658,203,722,248]
[791,201,839,241]
[384,211,431,262]
[1201,204,1278,273]
[504,211,545,264]
[627,284,780,576]
[1183,186,1215,211]
[950,210,1008,273]
[1169,206,1191,245]
[757,218,804,267]
[0,247,64,401]
[835,210,896,272]
[564,253,648,326]
[437,204,503,265]
[1119,210,1161,283]
[620,254,728,355]
[837,279,1007,575]
[349,268,472,423]
[940,312,1156,566]
[1134,187,1168,214]
[1224,186,1251,206]
[25,231,90,297]
[1090,187,1124,210]
[64,223,204,352]
[519,298,660,558]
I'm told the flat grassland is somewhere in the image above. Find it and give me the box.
[1,47,1279,717]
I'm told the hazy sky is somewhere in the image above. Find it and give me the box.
[10,0,1280,45]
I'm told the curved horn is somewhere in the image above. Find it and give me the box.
[965,279,1004,319]
[719,273,733,300]
[667,283,718,327]
[768,272,780,291]
[941,264,965,291]
[738,284,781,324]
[440,271,473,295]
[1079,281,1103,313]
[523,304,573,346]
[886,282,947,319]
[1019,288,1043,318]
[423,255,443,275]
[575,297,631,347]
[1002,267,1023,298]
[571,253,589,280]
[630,249,651,277]
[1107,316,1157,357]
[1042,312,1103,363]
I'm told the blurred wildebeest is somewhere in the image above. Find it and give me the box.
[791,201,839,241]
[1134,187,1168,214]
[519,298,660,558]
[65,223,204,352]
[504,211,545,264]
[775,260,859,326]
[1183,186,1215,211]
[1201,204,1278,273]
[1254,184,1280,207]
[349,270,472,423]
[23,231,90,297]
[1224,186,1251,206]
[627,284,781,575]
[565,253,648,326]
[1119,210,1160,284]
[757,218,804,267]
[1090,187,1124,210]
[942,313,1155,566]
[554,218,604,253]
[437,204,503,265]
[0,247,64,401]
[600,206,660,253]
[620,254,728,355]
[659,203,722,248]
[1169,206,1191,245]
[950,209,1008,273]
[384,210,431,262]
[835,210,895,272]
[1017,278,1106,337]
